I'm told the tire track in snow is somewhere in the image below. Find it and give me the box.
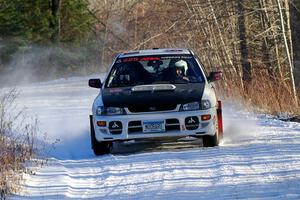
[7,77,300,199]
[15,139,300,199]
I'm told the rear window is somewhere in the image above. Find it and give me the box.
[105,55,205,88]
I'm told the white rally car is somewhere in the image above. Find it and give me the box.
[89,48,223,155]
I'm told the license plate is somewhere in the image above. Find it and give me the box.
[142,120,165,133]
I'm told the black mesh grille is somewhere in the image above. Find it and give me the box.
[128,121,142,133]
[128,118,180,134]
[165,118,180,131]
[128,104,177,113]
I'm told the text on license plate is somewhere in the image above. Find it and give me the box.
[142,120,165,133]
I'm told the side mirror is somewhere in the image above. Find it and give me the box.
[208,71,222,82]
[89,79,102,88]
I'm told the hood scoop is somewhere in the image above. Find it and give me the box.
[131,84,176,92]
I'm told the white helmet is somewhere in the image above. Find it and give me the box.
[174,60,188,75]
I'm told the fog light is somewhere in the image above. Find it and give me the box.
[97,121,106,127]
[201,115,211,121]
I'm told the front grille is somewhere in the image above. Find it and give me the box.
[128,118,180,134]
[165,118,180,131]
[128,104,177,113]
[128,121,142,133]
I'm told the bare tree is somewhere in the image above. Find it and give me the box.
[276,0,298,105]
[236,0,251,92]
[87,0,299,112]
[290,0,300,85]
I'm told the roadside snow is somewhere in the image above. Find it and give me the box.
[7,76,300,199]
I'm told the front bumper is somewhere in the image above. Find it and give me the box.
[92,109,217,142]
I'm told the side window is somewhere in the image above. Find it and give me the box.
[107,68,117,87]
[187,58,205,83]
[106,64,132,87]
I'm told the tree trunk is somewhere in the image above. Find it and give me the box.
[284,0,293,65]
[291,0,300,86]
[291,0,300,61]
[277,0,298,105]
[50,0,62,42]
[237,0,251,92]
[208,0,236,74]
[259,0,273,77]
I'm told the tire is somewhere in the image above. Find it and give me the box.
[90,115,112,155]
[202,104,223,147]
[202,132,219,147]
[92,141,112,156]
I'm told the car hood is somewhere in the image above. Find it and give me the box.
[102,83,205,107]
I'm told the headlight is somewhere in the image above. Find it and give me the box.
[180,102,200,111]
[96,106,125,116]
[180,100,211,111]
[201,100,211,110]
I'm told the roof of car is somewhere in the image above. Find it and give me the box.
[118,48,192,58]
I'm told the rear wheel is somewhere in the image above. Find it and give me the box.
[90,115,112,155]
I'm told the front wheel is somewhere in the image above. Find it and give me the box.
[90,115,112,155]
[92,141,112,156]
[202,132,219,147]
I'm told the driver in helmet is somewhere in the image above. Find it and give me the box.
[174,60,189,82]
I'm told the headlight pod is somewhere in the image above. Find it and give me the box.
[181,102,200,111]
[96,106,125,116]
[201,100,211,110]
[180,100,211,111]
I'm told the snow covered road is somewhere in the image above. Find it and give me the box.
[9,76,300,199]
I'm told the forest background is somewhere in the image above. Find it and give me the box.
[1,0,300,114]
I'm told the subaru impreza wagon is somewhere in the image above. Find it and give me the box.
[89,48,223,155]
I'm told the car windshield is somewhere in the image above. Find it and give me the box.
[105,55,205,88]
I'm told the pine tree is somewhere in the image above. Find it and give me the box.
[0,0,95,43]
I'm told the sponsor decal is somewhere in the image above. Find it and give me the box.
[109,88,123,94]
[122,57,140,62]
[122,57,160,62]
[140,57,160,61]
[120,55,192,63]
[161,56,193,59]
